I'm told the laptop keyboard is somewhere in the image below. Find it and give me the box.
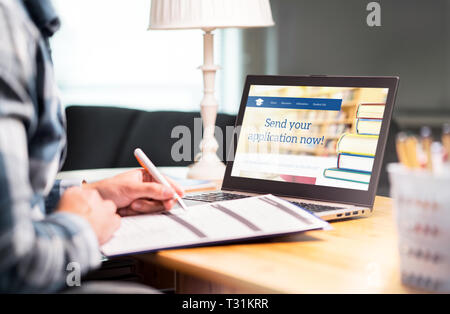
[289,201,344,213]
[184,192,345,213]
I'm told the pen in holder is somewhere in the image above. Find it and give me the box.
[388,163,450,292]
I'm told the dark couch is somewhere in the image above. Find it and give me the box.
[62,106,236,170]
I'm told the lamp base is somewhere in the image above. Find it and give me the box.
[187,153,226,181]
[187,29,225,181]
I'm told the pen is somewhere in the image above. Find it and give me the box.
[134,148,188,211]
[442,123,450,162]
[405,135,420,169]
[396,132,410,168]
[420,126,433,170]
[431,141,444,175]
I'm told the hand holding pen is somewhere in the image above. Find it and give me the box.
[134,148,189,211]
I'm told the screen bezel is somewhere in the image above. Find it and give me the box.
[222,75,399,207]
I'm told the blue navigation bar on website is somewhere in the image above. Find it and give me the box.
[246,96,342,111]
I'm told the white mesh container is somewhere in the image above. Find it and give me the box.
[388,163,450,292]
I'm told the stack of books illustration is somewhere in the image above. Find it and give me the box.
[323,103,384,184]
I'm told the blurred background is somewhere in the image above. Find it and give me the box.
[241,0,450,135]
[51,0,450,195]
[51,0,450,129]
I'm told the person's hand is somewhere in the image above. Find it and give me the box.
[84,169,185,216]
[57,186,120,245]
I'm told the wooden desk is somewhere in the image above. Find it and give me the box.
[138,196,423,293]
[57,168,419,294]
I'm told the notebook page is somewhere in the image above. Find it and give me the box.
[101,194,329,256]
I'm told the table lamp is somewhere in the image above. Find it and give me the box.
[148,0,274,180]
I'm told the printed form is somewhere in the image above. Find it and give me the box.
[101,194,330,257]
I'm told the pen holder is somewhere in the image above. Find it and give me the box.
[388,163,450,292]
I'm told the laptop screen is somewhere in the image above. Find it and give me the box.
[230,85,389,191]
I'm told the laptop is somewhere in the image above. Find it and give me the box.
[184,75,399,221]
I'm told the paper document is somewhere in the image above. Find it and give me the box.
[101,194,330,257]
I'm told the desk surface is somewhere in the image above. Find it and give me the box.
[58,167,419,294]
[140,196,421,293]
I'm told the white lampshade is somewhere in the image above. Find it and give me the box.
[148,0,275,30]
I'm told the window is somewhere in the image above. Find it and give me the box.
[51,0,232,112]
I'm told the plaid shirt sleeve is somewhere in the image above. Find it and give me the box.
[0,0,101,293]
[45,179,84,214]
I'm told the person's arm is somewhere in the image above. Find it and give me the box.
[45,179,84,214]
[0,75,121,292]
[0,109,102,293]
[0,3,110,292]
